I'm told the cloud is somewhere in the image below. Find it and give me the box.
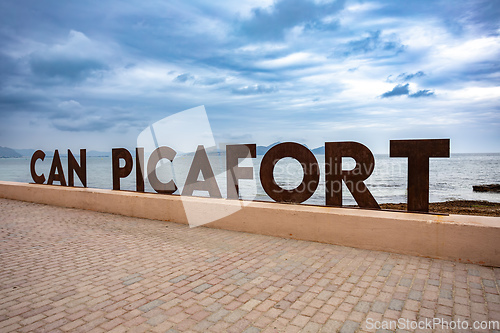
[409,89,434,98]
[28,30,109,81]
[380,83,409,98]
[238,0,345,40]
[0,52,21,81]
[30,57,106,81]
[174,73,194,83]
[0,89,49,112]
[51,100,145,132]
[195,76,226,86]
[0,0,499,153]
[391,71,425,82]
[232,84,278,95]
[447,0,500,35]
[52,117,111,132]
[51,100,109,131]
[338,30,406,57]
[57,100,83,110]
[381,83,434,98]
[256,52,325,69]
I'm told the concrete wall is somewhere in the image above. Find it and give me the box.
[1,181,499,267]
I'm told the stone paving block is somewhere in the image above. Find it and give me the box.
[372,301,388,313]
[191,283,213,294]
[439,289,453,300]
[408,290,422,301]
[243,326,261,333]
[120,273,141,281]
[123,277,143,286]
[138,299,165,312]
[169,275,189,284]
[1,199,500,333]
[207,308,230,322]
[389,299,405,311]
[340,319,359,333]
[428,279,440,286]
[355,301,371,313]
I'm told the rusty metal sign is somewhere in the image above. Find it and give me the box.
[30,138,451,214]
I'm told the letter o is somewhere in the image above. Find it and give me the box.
[260,142,319,203]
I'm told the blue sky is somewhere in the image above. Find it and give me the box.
[0,0,499,153]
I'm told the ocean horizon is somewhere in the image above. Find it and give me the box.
[1,153,499,206]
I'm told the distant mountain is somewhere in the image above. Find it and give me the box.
[11,149,111,158]
[256,142,281,155]
[12,148,35,157]
[311,146,325,154]
[255,142,325,155]
[87,150,111,157]
[180,143,283,156]
[0,146,22,158]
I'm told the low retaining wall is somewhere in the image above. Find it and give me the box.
[1,181,499,267]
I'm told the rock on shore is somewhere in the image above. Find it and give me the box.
[473,184,500,193]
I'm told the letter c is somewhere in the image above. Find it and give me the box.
[30,150,46,184]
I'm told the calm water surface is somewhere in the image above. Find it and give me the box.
[1,154,499,205]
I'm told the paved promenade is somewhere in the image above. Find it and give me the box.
[0,198,499,332]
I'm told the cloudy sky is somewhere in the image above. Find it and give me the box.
[0,0,499,153]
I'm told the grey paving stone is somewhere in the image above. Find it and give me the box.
[225,309,246,323]
[323,320,343,332]
[191,283,213,294]
[169,274,189,283]
[399,278,412,287]
[340,320,359,333]
[354,301,371,313]
[372,301,388,313]
[206,302,223,312]
[379,270,391,277]
[243,327,261,333]
[439,290,453,299]
[408,290,422,301]
[207,309,230,322]
[486,293,500,303]
[235,278,251,286]
[428,279,440,286]
[138,299,165,312]
[389,299,405,311]
[120,273,141,281]
[122,276,143,286]
[483,279,496,288]
[205,256,219,263]
[470,282,483,289]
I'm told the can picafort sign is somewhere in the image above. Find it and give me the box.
[29,106,450,226]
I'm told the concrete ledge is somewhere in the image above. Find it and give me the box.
[1,181,499,267]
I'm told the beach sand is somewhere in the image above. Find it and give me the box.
[380,200,500,216]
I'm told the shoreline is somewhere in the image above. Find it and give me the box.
[380,200,500,217]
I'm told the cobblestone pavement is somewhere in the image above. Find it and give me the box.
[0,198,499,333]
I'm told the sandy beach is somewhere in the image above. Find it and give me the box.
[0,198,499,332]
[380,200,500,217]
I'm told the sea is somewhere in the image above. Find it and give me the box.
[1,153,499,206]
